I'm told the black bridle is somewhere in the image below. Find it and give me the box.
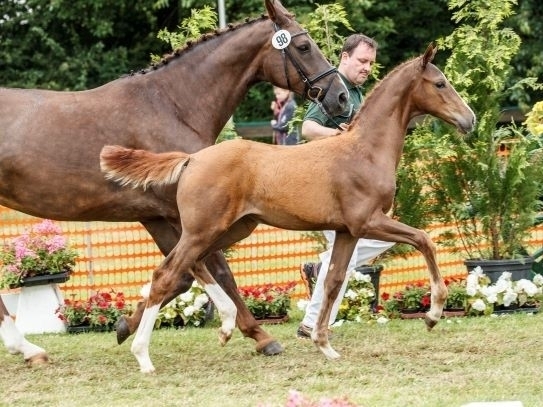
[273,23,338,104]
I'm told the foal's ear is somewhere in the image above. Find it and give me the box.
[422,42,438,69]
[265,0,292,26]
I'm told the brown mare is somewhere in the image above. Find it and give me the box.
[101,43,476,372]
[0,0,348,365]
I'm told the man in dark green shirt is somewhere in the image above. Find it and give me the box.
[302,34,374,140]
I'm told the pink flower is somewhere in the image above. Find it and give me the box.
[33,219,63,235]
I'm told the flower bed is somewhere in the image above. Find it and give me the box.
[239,282,296,320]
[56,290,131,331]
[144,281,211,329]
[379,267,543,319]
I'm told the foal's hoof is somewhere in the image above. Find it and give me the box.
[116,316,131,345]
[424,315,439,331]
[26,353,49,366]
[257,340,284,356]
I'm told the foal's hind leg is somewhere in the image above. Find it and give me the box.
[201,218,284,355]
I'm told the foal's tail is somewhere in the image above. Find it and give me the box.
[100,145,189,190]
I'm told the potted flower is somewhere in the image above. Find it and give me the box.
[336,270,376,322]
[380,282,431,319]
[143,281,211,329]
[0,219,78,289]
[444,278,468,311]
[238,282,295,322]
[56,290,130,332]
[410,0,543,272]
[465,266,543,316]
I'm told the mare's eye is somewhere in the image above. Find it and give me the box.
[436,81,446,89]
[297,43,310,53]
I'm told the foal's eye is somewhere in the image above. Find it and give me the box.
[436,81,446,89]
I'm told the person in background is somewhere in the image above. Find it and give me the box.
[297,33,395,339]
[270,87,299,145]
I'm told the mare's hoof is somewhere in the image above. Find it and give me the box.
[258,340,284,356]
[116,316,131,345]
[424,315,439,331]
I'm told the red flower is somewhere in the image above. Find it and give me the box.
[420,294,431,308]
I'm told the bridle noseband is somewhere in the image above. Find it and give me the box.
[273,23,338,103]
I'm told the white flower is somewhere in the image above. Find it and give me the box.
[140,282,151,299]
[360,288,375,298]
[472,266,484,277]
[353,271,371,283]
[502,289,518,307]
[494,277,512,293]
[297,299,309,311]
[472,299,487,312]
[466,285,478,296]
[515,279,539,297]
[481,285,498,303]
[533,274,543,286]
[498,271,512,282]
[179,291,194,303]
[193,293,209,309]
[183,305,195,317]
[345,289,357,300]
[376,316,389,324]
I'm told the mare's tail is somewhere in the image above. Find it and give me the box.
[100,145,189,190]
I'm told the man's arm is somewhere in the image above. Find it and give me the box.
[302,120,347,141]
[301,119,344,141]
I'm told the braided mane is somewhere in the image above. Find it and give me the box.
[129,14,270,76]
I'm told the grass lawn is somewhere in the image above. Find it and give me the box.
[1,310,542,407]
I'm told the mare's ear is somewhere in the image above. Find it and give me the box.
[265,0,292,26]
[422,42,438,69]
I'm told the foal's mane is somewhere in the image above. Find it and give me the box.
[349,55,422,125]
[129,14,270,77]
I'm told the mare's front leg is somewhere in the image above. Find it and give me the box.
[313,232,358,360]
[0,301,48,365]
[366,215,447,329]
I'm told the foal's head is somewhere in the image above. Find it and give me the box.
[409,43,476,134]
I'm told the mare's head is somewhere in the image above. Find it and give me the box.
[409,43,475,133]
[264,0,347,116]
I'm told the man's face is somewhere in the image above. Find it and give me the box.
[339,42,376,86]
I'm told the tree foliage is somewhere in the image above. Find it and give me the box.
[0,0,165,90]
[411,0,543,259]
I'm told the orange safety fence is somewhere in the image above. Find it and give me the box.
[1,206,543,306]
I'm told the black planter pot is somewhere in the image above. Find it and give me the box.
[355,264,383,311]
[20,271,71,287]
[464,257,534,284]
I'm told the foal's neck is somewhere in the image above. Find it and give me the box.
[351,60,418,163]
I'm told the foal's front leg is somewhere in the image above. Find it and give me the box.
[365,216,447,328]
[313,232,358,360]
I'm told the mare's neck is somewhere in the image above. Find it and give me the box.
[127,19,272,146]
